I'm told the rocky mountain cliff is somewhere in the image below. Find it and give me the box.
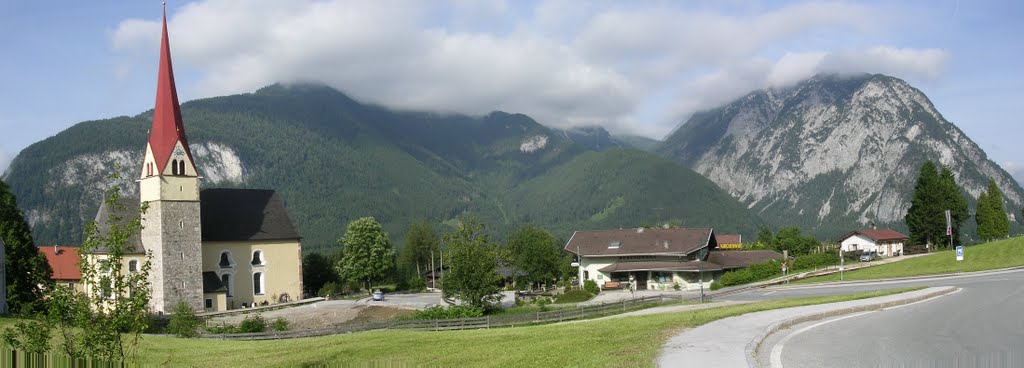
[659,73,1024,239]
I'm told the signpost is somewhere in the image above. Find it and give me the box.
[956,246,964,262]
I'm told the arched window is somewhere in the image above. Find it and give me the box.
[251,250,265,266]
[128,260,139,272]
[171,160,179,175]
[219,251,234,268]
[253,272,264,295]
[179,160,186,176]
[221,273,233,297]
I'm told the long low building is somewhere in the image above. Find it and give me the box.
[565,227,783,291]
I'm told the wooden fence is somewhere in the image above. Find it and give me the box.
[202,294,696,341]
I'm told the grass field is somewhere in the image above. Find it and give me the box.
[88,287,918,367]
[795,236,1024,284]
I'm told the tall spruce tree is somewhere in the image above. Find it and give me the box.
[976,178,1010,241]
[0,180,52,314]
[938,166,969,247]
[905,162,968,248]
[905,161,942,247]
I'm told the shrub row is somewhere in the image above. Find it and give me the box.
[553,290,594,304]
[719,260,781,287]
[792,252,840,270]
[407,305,485,320]
[583,280,600,295]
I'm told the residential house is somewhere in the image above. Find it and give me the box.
[564,227,783,291]
[39,245,83,293]
[839,229,908,257]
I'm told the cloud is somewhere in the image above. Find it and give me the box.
[0,149,11,177]
[1002,161,1024,187]
[110,0,950,138]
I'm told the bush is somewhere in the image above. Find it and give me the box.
[271,318,289,332]
[720,260,782,287]
[583,280,600,295]
[238,314,267,333]
[408,305,485,320]
[407,276,426,291]
[673,282,681,291]
[554,290,593,304]
[792,252,840,270]
[166,300,202,338]
[318,281,344,298]
[205,324,238,334]
[710,282,723,291]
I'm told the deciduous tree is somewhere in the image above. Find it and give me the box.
[443,218,502,309]
[398,219,439,281]
[302,252,339,297]
[336,217,396,293]
[505,225,562,289]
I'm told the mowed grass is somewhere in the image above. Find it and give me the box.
[796,236,1024,284]
[118,287,919,367]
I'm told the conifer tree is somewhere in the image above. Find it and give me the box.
[976,178,1009,241]
[0,180,53,314]
[905,162,968,248]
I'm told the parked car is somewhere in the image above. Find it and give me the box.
[860,251,878,262]
[372,289,384,301]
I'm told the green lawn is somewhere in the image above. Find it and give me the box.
[119,287,918,367]
[796,236,1024,284]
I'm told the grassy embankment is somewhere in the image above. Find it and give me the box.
[32,287,918,367]
[796,236,1024,284]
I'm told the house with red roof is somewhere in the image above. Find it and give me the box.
[39,246,83,292]
[839,229,908,257]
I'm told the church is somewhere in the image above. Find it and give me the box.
[92,9,302,314]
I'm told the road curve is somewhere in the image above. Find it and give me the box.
[758,268,1024,367]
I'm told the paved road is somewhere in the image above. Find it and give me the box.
[753,268,1024,367]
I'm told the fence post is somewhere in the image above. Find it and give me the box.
[487,315,490,329]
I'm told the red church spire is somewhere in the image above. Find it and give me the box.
[147,4,195,175]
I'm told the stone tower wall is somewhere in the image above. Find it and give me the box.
[141,200,204,313]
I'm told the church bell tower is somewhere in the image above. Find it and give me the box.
[138,5,204,313]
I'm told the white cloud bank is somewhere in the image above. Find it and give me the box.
[111,0,949,139]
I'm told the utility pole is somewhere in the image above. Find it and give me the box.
[840,248,844,281]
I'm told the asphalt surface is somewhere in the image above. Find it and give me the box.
[751,268,1024,367]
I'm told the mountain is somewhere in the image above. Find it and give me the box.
[552,126,624,151]
[613,135,661,152]
[658,73,1024,240]
[4,84,762,252]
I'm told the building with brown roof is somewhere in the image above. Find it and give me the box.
[839,229,908,257]
[717,234,743,249]
[565,227,778,291]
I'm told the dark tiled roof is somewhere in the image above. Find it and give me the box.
[200,188,300,241]
[717,234,742,244]
[93,197,146,254]
[707,250,784,269]
[598,260,722,273]
[842,229,908,242]
[39,246,81,280]
[564,227,714,256]
[202,271,227,293]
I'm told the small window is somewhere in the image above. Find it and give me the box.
[219,252,233,268]
[251,250,264,266]
[205,299,213,309]
[221,274,232,297]
[128,260,138,272]
[608,241,621,249]
[253,272,264,295]
[172,160,179,175]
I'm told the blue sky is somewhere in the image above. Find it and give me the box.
[1,0,1022,182]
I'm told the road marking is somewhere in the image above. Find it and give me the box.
[769,312,873,368]
[881,287,961,311]
[763,291,777,296]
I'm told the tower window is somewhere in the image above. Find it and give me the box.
[253,272,264,295]
[251,250,265,266]
[172,160,179,175]
[179,160,186,176]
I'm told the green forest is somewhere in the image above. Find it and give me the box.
[3,84,760,253]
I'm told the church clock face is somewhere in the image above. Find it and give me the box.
[173,146,185,158]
